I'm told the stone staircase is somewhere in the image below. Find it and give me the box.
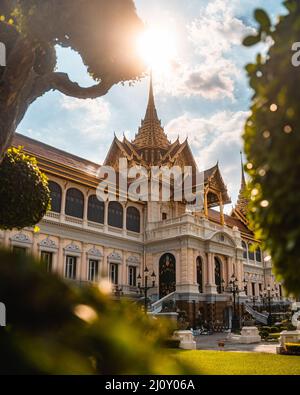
[149,291,176,314]
[245,303,268,325]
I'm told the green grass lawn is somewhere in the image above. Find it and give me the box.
[171,350,300,375]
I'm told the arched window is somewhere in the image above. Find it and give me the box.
[248,243,255,261]
[126,207,140,233]
[196,256,203,293]
[87,195,104,224]
[214,257,222,294]
[242,241,248,260]
[256,247,262,263]
[108,202,123,228]
[48,181,62,213]
[65,188,84,219]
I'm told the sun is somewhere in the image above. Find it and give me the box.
[136,27,177,73]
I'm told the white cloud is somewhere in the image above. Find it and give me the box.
[189,0,255,58]
[155,0,255,101]
[60,96,111,138]
[165,109,250,206]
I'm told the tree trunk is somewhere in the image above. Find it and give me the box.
[0,38,35,162]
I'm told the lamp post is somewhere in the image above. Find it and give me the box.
[225,274,247,332]
[137,266,156,312]
[264,284,275,325]
[113,285,123,299]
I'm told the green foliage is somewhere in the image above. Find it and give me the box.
[0,0,145,85]
[267,333,281,342]
[0,147,50,229]
[243,1,300,294]
[0,249,188,374]
[259,330,269,340]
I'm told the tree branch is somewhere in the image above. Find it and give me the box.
[47,72,114,99]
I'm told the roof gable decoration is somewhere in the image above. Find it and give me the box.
[10,232,32,245]
[108,251,122,263]
[39,237,58,250]
[87,247,103,258]
[126,255,140,266]
[64,243,81,256]
[210,231,236,248]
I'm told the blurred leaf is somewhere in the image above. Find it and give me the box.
[255,9,271,31]
[243,34,261,47]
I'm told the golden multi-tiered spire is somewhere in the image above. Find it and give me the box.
[235,151,249,217]
[132,73,170,153]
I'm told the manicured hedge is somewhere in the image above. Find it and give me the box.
[0,147,50,229]
[285,343,300,355]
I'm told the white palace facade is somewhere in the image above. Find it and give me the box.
[0,79,288,326]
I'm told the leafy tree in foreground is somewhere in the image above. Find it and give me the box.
[0,0,145,161]
[0,249,190,374]
[0,146,50,229]
[243,1,300,294]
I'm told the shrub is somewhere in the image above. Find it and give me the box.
[259,330,269,340]
[0,248,188,374]
[270,326,279,333]
[267,333,281,341]
[0,147,50,229]
[285,343,300,355]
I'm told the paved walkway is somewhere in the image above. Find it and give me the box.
[195,333,278,354]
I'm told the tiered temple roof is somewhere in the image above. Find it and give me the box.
[132,74,170,152]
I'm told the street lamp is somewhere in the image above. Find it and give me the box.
[113,285,123,299]
[225,274,247,332]
[137,266,156,312]
[251,295,257,308]
[264,284,275,325]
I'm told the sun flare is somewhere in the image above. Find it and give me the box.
[136,27,177,73]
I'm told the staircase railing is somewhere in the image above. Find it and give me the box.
[245,303,268,325]
[150,291,176,314]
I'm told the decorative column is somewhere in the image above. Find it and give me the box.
[202,254,207,292]
[122,204,127,236]
[219,192,225,226]
[57,237,65,277]
[204,189,208,217]
[102,247,109,278]
[206,252,217,294]
[104,201,109,232]
[122,253,127,289]
[81,246,88,282]
[32,232,39,257]
[60,182,68,222]
[227,257,234,283]
[83,191,89,228]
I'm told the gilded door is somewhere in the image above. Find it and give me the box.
[159,253,176,299]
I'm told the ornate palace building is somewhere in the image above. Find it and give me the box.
[0,79,287,327]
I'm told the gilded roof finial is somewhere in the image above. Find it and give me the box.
[235,151,249,216]
[132,71,170,153]
[240,150,246,189]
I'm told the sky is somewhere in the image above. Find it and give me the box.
[18,0,285,210]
